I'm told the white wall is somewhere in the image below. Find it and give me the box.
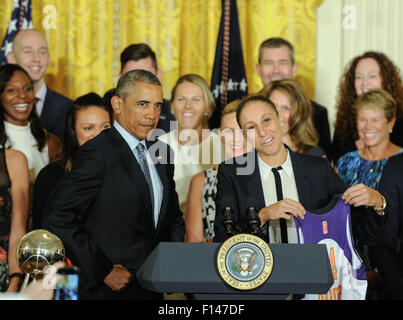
[316,0,403,137]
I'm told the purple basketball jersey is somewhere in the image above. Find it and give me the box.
[295,195,367,300]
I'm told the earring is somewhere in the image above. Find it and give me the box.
[205,112,209,117]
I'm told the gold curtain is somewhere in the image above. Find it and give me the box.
[0,0,322,101]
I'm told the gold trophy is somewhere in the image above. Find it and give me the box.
[16,229,65,291]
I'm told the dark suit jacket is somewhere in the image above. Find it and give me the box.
[374,153,403,299]
[40,87,72,141]
[43,126,185,299]
[156,99,175,133]
[213,148,346,242]
[311,100,331,159]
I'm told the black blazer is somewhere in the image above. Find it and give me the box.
[374,153,403,299]
[40,87,72,141]
[213,148,346,242]
[43,126,185,295]
[311,100,331,159]
[156,99,175,133]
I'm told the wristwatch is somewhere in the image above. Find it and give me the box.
[374,194,386,216]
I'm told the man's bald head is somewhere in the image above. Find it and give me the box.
[7,29,50,92]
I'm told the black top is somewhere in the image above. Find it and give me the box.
[374,153,403,298]
[156,99,176,134]
[311,100,331,159]
[32,160,66,230]
[40,87,73,142]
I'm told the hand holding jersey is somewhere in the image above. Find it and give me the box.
[343,183,385,215]
[258,198,306,226]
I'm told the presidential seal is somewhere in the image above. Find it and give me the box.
[216,234,273,290]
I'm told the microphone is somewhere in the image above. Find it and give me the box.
[246,197,261,236]
[222,196,237,236]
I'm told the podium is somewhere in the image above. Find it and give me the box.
[137,242,333,300]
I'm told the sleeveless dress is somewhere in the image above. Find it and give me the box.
[4,121,49,184]
[201,168,218,241]
[0,148,12,292]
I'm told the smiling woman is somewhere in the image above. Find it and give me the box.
[159,74,224,215]
[336,89,403,297]
[332,51,403,164]
[0,64,61,184]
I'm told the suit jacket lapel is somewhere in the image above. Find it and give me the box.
[246,151,266,210]
[289,150,311,208]
[39,86,52,124]
[108,128,155,226]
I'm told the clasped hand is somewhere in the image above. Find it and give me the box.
[259,198,306,225]
[342,183,383,209]
[104,264,133,292]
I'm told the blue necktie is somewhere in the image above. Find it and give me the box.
[135,143,154,213]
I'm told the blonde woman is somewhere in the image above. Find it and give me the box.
[159,74,224,215]
[186,100,250,242]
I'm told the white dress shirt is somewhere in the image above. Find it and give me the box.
[258,150,300,244]
[114,121,163,228]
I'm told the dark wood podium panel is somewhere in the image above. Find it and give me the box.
[137,242,333,299]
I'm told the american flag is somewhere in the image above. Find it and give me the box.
[209,0,248,129]
[0,0,33,66]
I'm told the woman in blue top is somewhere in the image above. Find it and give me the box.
[337,89,402,190]
[337,89,402,299]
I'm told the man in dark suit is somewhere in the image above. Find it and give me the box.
[374,153,403,299]
[7,29,72,141]
[255,37,331,158]
[214,94,385,243]
[43,70,185,300]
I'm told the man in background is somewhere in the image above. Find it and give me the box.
[8,29,72,141]
[119,43,175,134]
[256,37,331,158]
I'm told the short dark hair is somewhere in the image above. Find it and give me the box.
[102,88,116,117]
[236,94,278,128]
[258,37,295,64]
[115,69,161,101]
[62,92,112,171]
[120,43,158,72]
